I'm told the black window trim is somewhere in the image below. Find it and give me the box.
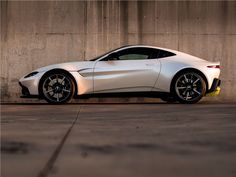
[98,46,176,61]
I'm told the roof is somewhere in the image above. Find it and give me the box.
[114,44,181,55]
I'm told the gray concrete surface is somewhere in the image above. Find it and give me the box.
[1,1,236,102]
[1,103,236,177]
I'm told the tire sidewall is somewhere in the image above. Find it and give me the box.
[172,72,206,104]
[40,72,75,104]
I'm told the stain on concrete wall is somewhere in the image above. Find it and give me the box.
[1,1,236,102]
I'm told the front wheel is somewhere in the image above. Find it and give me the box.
[40,72,75,104]
[173,72,206,104]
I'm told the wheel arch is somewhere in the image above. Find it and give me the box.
[170,68,209,93]
[38,68,78,97]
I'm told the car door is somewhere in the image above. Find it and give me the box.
[93,47,161,93]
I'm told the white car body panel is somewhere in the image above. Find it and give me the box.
[19,61,95,95]
[19,72,45,95]
[154,54,220,92]
[93,59,161,93]
[19,45,221,98]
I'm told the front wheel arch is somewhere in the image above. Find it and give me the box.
[38,69,78,97]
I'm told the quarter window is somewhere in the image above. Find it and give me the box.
[157,49,176,58]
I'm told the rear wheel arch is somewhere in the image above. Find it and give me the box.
[170,68,208,93]
[38,68,78,97]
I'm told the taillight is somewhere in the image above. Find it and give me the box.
[207,65,220,69]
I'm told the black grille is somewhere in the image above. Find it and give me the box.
[19,82,30,96]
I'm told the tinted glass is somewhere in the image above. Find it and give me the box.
[117,47,159,60]
[119,54,149,60]
[157,49,176,58]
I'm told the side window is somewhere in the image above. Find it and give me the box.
[158,49,176,58]
[118,47,158,61]
[119,53,149,60]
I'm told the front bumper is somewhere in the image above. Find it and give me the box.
[19,82,39,98]
[19,82,30,96]
[19,72,45,98]
[206,78,221,97]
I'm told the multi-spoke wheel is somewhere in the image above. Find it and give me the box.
[41,72,75,104]
[173,72,206,104]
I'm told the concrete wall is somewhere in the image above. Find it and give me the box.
[1,0,236,102]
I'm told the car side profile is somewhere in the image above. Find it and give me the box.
[19,45,221,104]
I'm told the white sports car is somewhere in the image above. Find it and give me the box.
[19,45,221,104]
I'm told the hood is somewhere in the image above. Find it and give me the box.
[36,61,94,72]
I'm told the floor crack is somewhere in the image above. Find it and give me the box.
[37,107,81,177]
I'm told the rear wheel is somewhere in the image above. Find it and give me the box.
[173,72,206,104]
[41,72,75,104]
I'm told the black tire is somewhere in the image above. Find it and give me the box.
[40,71,75,104]
[172,72,206,104]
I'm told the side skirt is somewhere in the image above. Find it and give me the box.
[21,92,171,100]
[75,91,170,99]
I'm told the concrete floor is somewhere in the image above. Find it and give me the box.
[1,103,236,177]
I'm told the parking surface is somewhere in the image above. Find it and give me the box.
[1,103,236,177]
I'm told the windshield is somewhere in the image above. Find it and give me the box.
[89,46,131,61]
[89,50,111,61]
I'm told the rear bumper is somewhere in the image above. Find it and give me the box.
[208,78,221,93]
[206,78,221,97]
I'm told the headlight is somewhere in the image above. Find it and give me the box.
[24,71,39,78]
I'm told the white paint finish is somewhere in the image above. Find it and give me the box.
[19,45,221,98]
[70,71,93,95]
[155,54,220,92]
[35,61,94,72]
[93,59,160,93]
[19,72,45,95]
[19,61,95,95]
